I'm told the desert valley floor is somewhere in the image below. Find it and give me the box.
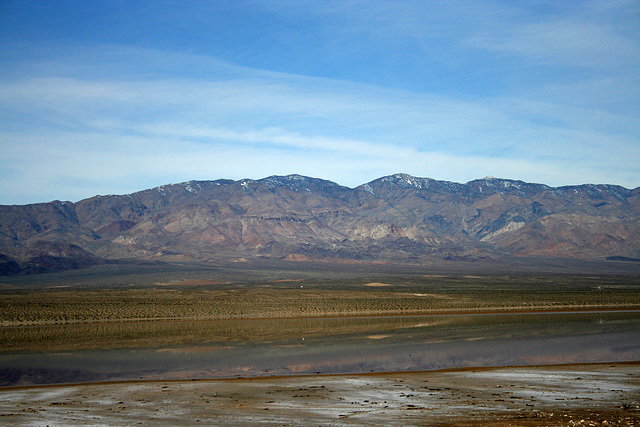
[1,259,639,425]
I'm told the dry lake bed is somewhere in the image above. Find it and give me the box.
[0,363,638,426]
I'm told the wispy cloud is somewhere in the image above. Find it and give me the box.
[469,18,639,67]
[0,1,638,204]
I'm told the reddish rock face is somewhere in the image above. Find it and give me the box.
[1,174,639,274]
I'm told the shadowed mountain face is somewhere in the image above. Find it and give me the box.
[1,174,639,274]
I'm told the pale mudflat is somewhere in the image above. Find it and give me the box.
[0,363,638,426]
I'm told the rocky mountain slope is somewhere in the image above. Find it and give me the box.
[1,174,639,274]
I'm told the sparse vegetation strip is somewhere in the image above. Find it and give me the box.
[2,278,639,327]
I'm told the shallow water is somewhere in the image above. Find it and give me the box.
[1,311,639,386]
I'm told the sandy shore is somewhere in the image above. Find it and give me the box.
[1,363,638,426]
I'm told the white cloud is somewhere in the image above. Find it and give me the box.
[2,108,637,205]
[1,2,639,206]
[469,19,639,68]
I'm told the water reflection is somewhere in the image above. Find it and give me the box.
[1,311,639,386]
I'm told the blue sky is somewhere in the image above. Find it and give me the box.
[0,0,638,204]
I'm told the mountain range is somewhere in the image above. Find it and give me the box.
[1,173,639,275]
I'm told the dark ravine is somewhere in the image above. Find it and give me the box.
[1,173,639,275]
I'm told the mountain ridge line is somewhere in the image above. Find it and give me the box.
[1,173,638,275]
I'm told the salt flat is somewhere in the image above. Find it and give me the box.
[1,363,638,426]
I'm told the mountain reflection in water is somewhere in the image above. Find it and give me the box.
[1,311,639,387]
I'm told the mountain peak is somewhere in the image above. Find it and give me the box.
[466,177,550,196]
[259,174,344,193]
[375,173,434,189]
